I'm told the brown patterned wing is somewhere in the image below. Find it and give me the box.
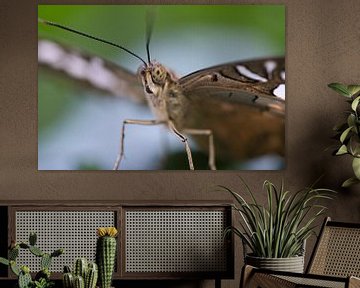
[179,57,285,161]
[38,39,146,104]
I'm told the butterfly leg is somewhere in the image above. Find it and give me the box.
[168,121,195,170]
[182,128,216,170]
[113,119,165,170]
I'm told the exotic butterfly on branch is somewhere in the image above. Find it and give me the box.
[38,17,285,170]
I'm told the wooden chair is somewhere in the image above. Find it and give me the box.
[241,217,360,288]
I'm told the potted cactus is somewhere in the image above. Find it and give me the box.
[0,232,63,288]
[62,258,98,288]
[96,227,118,288]
[63,227,118,288]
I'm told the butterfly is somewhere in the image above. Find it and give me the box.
[38,15,285,170]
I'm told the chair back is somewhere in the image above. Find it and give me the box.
[307,217,360,277]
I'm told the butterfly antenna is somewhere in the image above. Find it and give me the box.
[38,18,147,66]
[145,8,157,63]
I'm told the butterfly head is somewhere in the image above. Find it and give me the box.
[139,62,171,95]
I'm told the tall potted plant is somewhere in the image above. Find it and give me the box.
[328,83,360,187]
[220,179,334,273]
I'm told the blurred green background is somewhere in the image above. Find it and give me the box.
[38,5,285,170]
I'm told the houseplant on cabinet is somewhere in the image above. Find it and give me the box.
[328,82,360,187]
[61,227,117,288]
[221,179,334,273]
[96,227,117,288]
[62,258,98,288]
[0,232,63,288]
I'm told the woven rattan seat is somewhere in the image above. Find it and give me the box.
[241,217,360,288]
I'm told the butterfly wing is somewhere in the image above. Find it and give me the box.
[38,39,146,104]
[178,57,285,161]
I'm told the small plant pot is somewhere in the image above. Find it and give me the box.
[245,254,305,273]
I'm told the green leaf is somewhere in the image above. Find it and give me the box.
[352,157,360,179]
[10,261,20,276]
[340,126,353,143]
[0,257,9,266]
[352,96,360,111]
[336,145,348,155]
[342,177,360,187]
[347,135,360,156]
[328,83,352,97]
[347,114,356,128]
[354,147,360,157]
[347,85,360,97]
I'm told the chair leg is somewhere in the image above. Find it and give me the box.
[215,278,221,288]
[240,265,255,288]
[349,276,360,288]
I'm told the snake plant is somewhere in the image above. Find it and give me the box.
[221,179,335,258]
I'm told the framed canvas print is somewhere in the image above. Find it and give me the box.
[38,5,285,170]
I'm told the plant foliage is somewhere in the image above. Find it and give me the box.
[221,179,335,258]
[328,83,360,187]
[0,232,63,288]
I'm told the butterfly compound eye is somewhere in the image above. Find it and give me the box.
[151,66,167,84]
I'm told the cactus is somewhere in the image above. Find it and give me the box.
[74,258,88,279]
[62,266,74,288]
[85,262,98,288]
[18,266,32,288]
[9,246,19,260]
[96,227,118,288]
[35,268,51,281]
[51,248,64,257]
[74,275,85,288]
[29,232,37,246]
[63,260,98,288]
[41,253,52,270]
[19,243,30,249]
[63,271,74,288]
[29,245,44,257]
[64,265,72,273]
[0,232,64,288]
